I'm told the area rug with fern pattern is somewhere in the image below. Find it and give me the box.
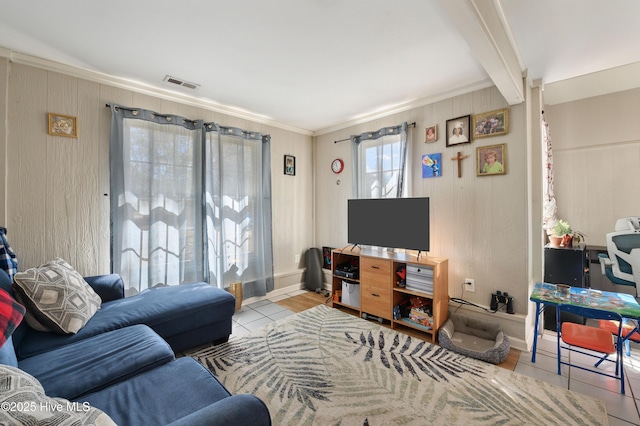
[189,304,607,425]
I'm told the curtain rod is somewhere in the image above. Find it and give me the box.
[106,103,201,124]
[334,122,416,143]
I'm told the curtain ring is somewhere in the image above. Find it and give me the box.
[132,110,139,116]
[166,116,172,122]
[114,106,120,112]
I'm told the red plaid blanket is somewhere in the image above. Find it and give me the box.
[0,288,25,347]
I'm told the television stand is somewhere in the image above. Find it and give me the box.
[330,246,449,343]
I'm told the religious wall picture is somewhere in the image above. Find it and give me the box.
[284,154,296,176]
[445,115,471,147]
[424,124,437,143]
[472,108,509,138]
[421,153,442,178]
[48,113,78,138]
[477,144,506,176]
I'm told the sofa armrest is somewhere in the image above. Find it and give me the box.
[167,394,271,426]
[83,274,125,303]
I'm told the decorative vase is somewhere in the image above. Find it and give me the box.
[549,235,562,247]
[561,234,573,247]
[229,281,243,311]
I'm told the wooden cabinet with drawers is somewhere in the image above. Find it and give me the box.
[331,247,448,343]
[360,257,392,320]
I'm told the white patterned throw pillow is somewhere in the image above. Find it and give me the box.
[13,258,102,334]
[0,364,116,425]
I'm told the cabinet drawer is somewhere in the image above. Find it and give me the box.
[361,283,390,319]
[360,257,391,289]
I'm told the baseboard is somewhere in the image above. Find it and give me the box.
[240,270,329,306]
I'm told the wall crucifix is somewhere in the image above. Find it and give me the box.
[451,151,469,178]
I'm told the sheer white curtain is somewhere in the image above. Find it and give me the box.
[351,123,409,199]
[110,107,204,293]
[110,106,273,298]
[204,125,273,298]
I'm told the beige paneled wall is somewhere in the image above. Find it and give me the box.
[315,86,529,342]
[545,88,640,246]
[3,62,313,291]
[0,57,8,225]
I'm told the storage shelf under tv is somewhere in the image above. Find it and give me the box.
[330,246,448,343]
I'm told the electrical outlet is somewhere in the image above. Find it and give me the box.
[464,278,475,292]
[295,254,300,264]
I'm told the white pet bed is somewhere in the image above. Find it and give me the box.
[438,313,510,364]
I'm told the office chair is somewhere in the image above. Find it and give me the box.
[556,304,625,394]
[599,217,640,296]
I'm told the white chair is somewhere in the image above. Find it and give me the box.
[599,217,640,295]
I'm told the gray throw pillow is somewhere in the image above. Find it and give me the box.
[13,258,101,334]
[0,364,116,425]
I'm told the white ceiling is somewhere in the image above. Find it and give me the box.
[1,0,639,134]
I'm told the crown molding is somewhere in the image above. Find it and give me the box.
[0,47,313,136]
[543,61,640,105]
[312,79,495,136]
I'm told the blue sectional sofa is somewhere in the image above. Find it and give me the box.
[0,269,271,425]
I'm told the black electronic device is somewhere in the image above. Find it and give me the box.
[335,264,359,279]
[347,197,430,252]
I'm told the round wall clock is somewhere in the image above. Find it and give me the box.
[331,158,344,174]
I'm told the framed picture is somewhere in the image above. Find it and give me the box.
[424,125,437,143]
[421,153,442,178]
[48,113,78,138]
[322,247,334,269]
[472,108,509,138]
[446,115,471,147]
[284,154,296,176]
[477,144,507,176]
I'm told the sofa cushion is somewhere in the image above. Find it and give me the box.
[0,335,18,367]
[166,394,272,426]
[84,274,125,302]
[0,364,116,425]
[0,288,25,347]
[16,282,235,358]
[19,324,175,400]
[13,258,102,334]
[77,357,231,426]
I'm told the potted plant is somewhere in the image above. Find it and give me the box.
[550,219,572,247]
[572,230,587,246]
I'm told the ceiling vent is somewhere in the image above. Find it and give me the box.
[163,75,200,90]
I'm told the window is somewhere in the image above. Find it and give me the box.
[352,123,409,199]
[110,106,273,298]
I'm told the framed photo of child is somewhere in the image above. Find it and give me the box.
[445,115,471,147]
[424,125,437,143]
[472,108,508,138]
[477,144,506,176]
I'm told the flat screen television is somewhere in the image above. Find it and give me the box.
[347,197,430,252]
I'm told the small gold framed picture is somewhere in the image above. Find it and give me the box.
[48,113,78,138]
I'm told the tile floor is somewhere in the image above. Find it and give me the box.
[516,330,640,425]
[232,290,640,425]
[231,289,305,337]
